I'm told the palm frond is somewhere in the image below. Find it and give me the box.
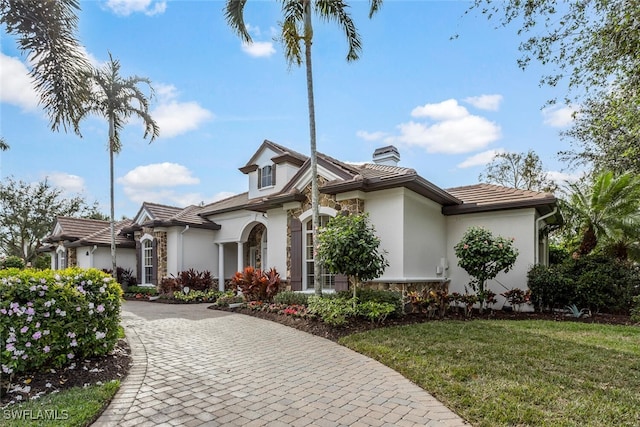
[1,0,91,134]
[314,0,362,61]
[225,0,251,43]
[280,1,304,67]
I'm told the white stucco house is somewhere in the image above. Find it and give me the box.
[41,140,561,304]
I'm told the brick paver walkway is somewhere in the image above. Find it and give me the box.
[93,301,468,427]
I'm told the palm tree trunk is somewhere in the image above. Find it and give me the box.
[303,1,321,296]
[109,116,117,278]
[577,224,598,256]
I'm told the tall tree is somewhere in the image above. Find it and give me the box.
[0,0,90,133]
[472,1,640,175]
[225,0,382,294]
[479,150,557,192]
[0,177,102,262]
[79,54,159,275]
[564,171,640,259]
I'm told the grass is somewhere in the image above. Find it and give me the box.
[340,320,640,427]
[2,380,120,427]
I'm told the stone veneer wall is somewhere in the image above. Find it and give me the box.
[68,248,77,268]
[154,230,167,283]
[284,180,365,290]
[245,224,265,269]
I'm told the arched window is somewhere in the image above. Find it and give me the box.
[56,248,67,270]
[143,239,153,285]
[303,215,334,290]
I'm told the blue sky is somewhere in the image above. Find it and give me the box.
[0,0,578,219]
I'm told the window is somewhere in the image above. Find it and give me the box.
[57,249,67,270]
[303,216,334,290]
[258,164,275,188]
[143,239,153,284]
[261,231,268,268]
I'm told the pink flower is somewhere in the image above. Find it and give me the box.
[32,331,42,340]
[43,346,50,353]
[20,326,28,334]
[67,353,74,359]
[97,304,105,313]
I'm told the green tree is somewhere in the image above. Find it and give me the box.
[563,171,640,260]
[454,226,518,312]
[79,54,159,275]
[479,150,557,192]
[472,1,640,175]
[0,0,90,133]
[0,177,102,263]
[316,213,388,306]
[225,0,382,295]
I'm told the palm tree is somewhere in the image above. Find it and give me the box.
[1,0,90,133]
[225,0,382,295]
[0,138,8,151]
[565,170,640,259]
[80,54,159,275]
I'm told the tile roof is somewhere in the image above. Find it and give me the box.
[45,217,111,242]
[67,219,135,248]
[199,192,249,216]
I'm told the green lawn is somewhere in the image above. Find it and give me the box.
[2,381,119,427]
[340,320,640,427]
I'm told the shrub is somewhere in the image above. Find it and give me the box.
[231,267,281,302]
[102,267,137,288]
[124,286,157,296]
[527,264,575,311]
[274,290,309,306]
[173,289,222,303]
[159,276,179,295]
[174,268,213,292]
[0,268,122,377]
[216,292,245,307]
[631,296,640,323]
[1,256,25,270]
[338,288,403,315]
[501,288,532,312]
[356,301,395,324]
[307,295,355,326]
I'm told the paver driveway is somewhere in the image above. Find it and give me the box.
[93,301,468,427]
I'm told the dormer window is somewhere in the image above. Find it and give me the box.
[258,164,276,189]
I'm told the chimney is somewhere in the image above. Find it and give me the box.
[372,145,400,166]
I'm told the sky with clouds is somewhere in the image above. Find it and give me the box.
[1,1,580,218]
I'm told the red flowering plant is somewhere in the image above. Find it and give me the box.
[501,288,532,312]
[231,267,281,302]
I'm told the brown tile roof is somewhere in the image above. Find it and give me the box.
[443,184,558,216]
[141,202,184,221]
[44,217,111,242]
[123,202,220,231]
[199,192,249,216]
[67,219,135,248]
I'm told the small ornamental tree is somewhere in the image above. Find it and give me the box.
[454,227,518,312]
[316,213,388,306]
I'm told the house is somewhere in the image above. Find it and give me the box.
[41,140,561,305]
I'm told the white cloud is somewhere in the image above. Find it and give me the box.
[464,94,503,111]
[546,170,582,185]
[542,105,577,128]
[151,84,213,138]
[106,0,166,16]
[210,191,237,203]
[457,148,506,169]
[241,41,276,58]
[356,130,388,141]
[46,172,86,194]
[0,53,39,111]
[118,163,199,188]
[246,24,261,37]
[411,99,468,121]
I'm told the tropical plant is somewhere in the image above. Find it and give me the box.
[231,266,281,302]
[0,137,9,151]
[453,227,518,312]
[563,171,640,259]
[79,53,159,275]
[316,213,388,307]
[225,0,382,295]
[0,0,90,133]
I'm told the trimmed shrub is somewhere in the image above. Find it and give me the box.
[0,268,122,377]
[356,301,395,324]
[274,290,309,306]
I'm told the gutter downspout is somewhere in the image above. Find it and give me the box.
[180,225,190,272]
[535,207,558,265]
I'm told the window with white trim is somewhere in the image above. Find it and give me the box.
[56,249,67,270]
[303,215,334,290]
[143,239,153,284]
[261,231,268,268]
[258,164,275,188]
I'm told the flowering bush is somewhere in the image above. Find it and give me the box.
[0,268,122,377]
[454,227,518,312]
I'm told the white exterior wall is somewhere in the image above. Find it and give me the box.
[74,246,135,272]
[446,208,536,307]
[247,148,301,199]
[365,188,405,280]
[166,228,179,276]
[182,229,217,274]
[266,207,288,274]
[403,190,448,278]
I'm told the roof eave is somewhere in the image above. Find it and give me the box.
[442,197,558,216]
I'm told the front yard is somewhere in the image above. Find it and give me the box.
[340,320,640,426]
